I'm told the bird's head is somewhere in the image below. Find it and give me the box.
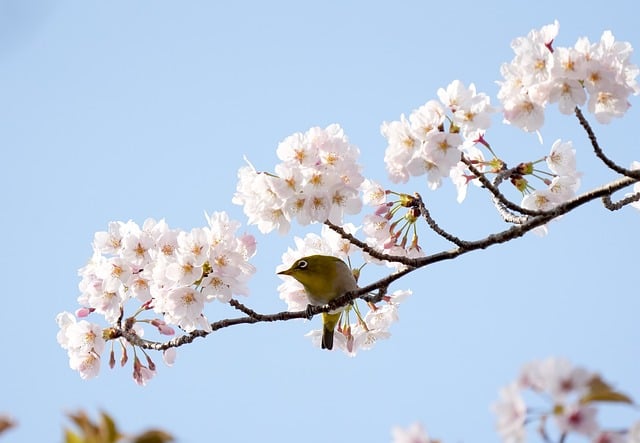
[277,255,342,297]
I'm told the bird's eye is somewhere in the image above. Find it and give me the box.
[297,259,308,269]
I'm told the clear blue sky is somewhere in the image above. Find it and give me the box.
[1,1,639,442]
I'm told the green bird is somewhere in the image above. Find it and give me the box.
[278,255,357,350]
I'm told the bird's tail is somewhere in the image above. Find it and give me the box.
[321,311,342,350]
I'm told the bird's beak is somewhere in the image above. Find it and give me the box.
[277,268,292,276]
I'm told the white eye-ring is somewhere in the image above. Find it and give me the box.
[297,259,308,269]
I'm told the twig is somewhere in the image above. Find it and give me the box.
[413,193,470,248]
[462,156,544,219]
[324,220,419,266]
[575,107,640,179]
[602,191,640,211]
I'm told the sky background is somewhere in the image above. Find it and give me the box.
[1,1,639,442]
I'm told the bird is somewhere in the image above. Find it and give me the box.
[277,255,357,350]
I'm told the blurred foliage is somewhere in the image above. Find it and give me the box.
[0,415,16,438]
[64,410,174,443]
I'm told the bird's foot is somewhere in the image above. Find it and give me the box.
[305,304,315,320]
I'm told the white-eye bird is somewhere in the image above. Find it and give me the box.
[278,255,357,350]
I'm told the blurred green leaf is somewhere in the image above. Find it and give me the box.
[64,429,84,443]
[580,375,634,405]
[63,410,172,443]
[99,411,120,443]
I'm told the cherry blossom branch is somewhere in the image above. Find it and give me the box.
[113,173,637,352]
[462,157,529,215]
[335,174,637,273]
[323,220,418,265]
[412,193,469,248]
[437,174,637,255]
[55,22,640,391]
[464,108,640,226]
[122,114,637,357]
[461,157,541,224]
[115,288,393,351]
[575,107,640,180]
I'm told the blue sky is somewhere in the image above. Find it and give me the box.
[1,1,639,442]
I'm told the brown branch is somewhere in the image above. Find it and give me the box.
[413,192,470,248]
[229,298,262,318]
[111,175,637,352]
[324,220,418,266]
[602,191,640,211]
[575,107,640,180]
[118,307,314,351]
[449,175,637,250]
[329,175,637,289]
[462,156,543,219]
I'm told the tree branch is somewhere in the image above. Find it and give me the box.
[462,156,543,219]
[575,107,640,179]
[111,174,637,352]
[413,192,470,248]
[602,191,640,211]
[324,220,418,265]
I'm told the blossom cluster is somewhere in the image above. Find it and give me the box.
[381,80,494,189]
[56,312,106,380]
[233,124,364,234]
[57,212,256,383]
[499,21,639,131]
[379,22,639,218]
[492,357,638,443]
[379,84,585,217]
[276,225,411,355]
[390,358,640,443]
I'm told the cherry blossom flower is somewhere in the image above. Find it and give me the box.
[592,430,626,443]
[555,403,599,437]
[492,382,527,443]
[391,422,430,443]
[56,312,105,380]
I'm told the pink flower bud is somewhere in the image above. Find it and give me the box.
[157,324,175,336]
[120,346,128,367]
[146,355,156,371]
[75,307,94,318]
[151,319,175,335]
